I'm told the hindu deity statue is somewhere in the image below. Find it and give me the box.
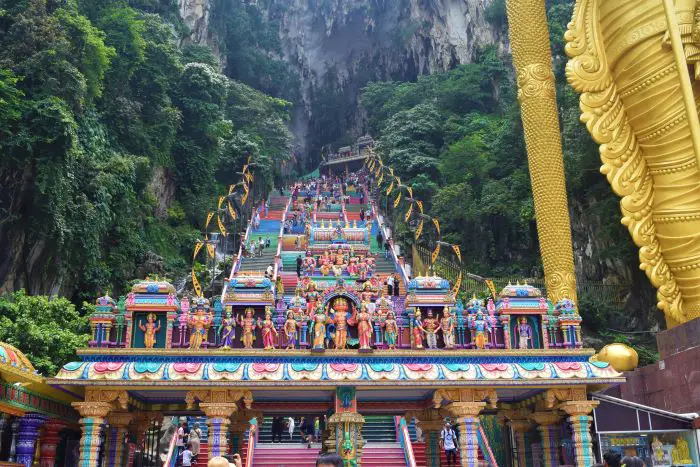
[219,310,236,349]
[284,311,299,349]
[303,251,315,275]
[383,311,399,349]
[358,259,368,280]
[328,298,355,350]
[672,437,693,465]
[486,298,499,347]
[516,317,532,350]
[412,310,424,349]
[258,308,278,350]
[310,304,329,350]
[290,289,306,316]
[375,291,392,318]
[470,310,489,350]
[360,279,376,303]
[188,306,213,351]
[332,263,343,277]
[356,303,373,351]
[439,307,455,349]
[237,308,257,349]
[305,282,320,314]
[138,313,161,349]
[422,310,440,350]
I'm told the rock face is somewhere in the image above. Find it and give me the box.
[181,0,506,151]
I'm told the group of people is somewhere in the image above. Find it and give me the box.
[175,421,203,466]
[270,415,325,446]
[242,236,271,258]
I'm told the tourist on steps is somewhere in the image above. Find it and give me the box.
[393,274,400,297]
[296,255,303,278]
[440,421,459,467]
[287,416,295,441]
[181,444,193,467]
[386,274,394,296]
[189,423,202,460]
[258,237,264,256]
[384,240,391,259]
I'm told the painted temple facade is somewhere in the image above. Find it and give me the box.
[4,172,625,467]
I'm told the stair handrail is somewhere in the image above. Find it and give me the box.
[477,424,499,467]
[366,184,409,288]
[272,196,291,283]
[339,180,348,224]
[162,425,179,467]
[221,214,254,301]
[244,417,258,467]
[395,416,417,467]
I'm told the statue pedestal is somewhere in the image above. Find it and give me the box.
[326,412,365,465]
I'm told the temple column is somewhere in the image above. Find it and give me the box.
[107,412,133,467]
[201,403,237,459]
[39,420,65,467]
[327,387,364,465]
[509,419,534,467]
[16,413,47,467]
[531,411,562,467]
[444,402,486,467]
[72,402,112,467]
[406,409,444,467]
[559,401,599,467]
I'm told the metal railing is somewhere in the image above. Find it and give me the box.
[395,416,417,467]
[244,419,258,467]
[162,429,178,467]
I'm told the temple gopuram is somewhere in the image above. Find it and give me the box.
[30,168,625,467]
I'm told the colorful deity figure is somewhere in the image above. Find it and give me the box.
[376,291,392,317]
[358,260,368,280]
[485,298,499,347]
[304,251,315,275]
[311,304,329,350]
[412,310,424,349]
[356,303,373,350]
[237,308,257,349]
[383,311,398,349]
[422,310,440,349]
[440,307,455,349]
[332,263,343,277]
[284,311,299,349]
[329,298,355,350]
[219,310,236,349]
[138,313,161,349]
[516,317,532,349]
[555,298,582,349]
[360,280,376,303]
[258,308,278,350]
[305,282,320,314]
[470,310,489,349]
[188,308,213,351]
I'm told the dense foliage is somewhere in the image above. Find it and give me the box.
[0,0,293,303]
[360,2,661,347]
[0,290,90,375]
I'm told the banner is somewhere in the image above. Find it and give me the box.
[485,280,497,300]
[393,192,401,208]
[206,242,215,259]
[405,203,413,223]
[452,244,462,263]
[218,196,225,209]
[432,217,440,236]
[217,215,227,237]
[241,184,249,206]
[452,271,463,295]
[415,219,424,240]
[205,212,214,229]
[386,180,394,196]
[227,201,237,220]
[192,269,202,297]
[431,242,441,264]
[416,200,423,214]
[193,241,204,260]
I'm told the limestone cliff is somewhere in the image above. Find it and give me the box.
[180,0,506,153]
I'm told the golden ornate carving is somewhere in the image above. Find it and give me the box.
[507,0,578,305]
[83,388,129,410]
[71,401,112,419]
[185,389,253,410]
[558,400,599,417]
[543,386,588,409]
[565,0,700,325]
[530,411,562,426]
[432,388,498,409]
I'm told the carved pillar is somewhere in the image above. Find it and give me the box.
[505,0,577,304]
[16,413,47,467]
[444,403,486,467]
[201,403,237,459]
[327,387,364,464]
[559,401,599,467]
[9,418,20,462]
[406,409,445,467]
[107,412,133,467]
[72,402,112,467]
[531,412,562,467]
[39,420,65,467]
[509,419,533,467]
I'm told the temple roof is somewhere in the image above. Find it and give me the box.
[0,342,39,381]
[499,283,543,298]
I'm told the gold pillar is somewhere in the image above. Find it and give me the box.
[200,403,237,460]
[506,0,577,304]
[559,401,599,467]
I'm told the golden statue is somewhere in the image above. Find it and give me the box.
[566,0,700,326]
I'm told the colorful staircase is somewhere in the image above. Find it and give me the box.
[362,444,406,466]
[252,444,321,466]
[362,415,397,442]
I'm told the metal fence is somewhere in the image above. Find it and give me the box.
[413,246,628,307]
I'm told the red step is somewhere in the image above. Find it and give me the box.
[253,444,320,466]
[412,442,427,467]
[362,445,406,467]
[346,212,362,220]
[193,443,208,466]
[262,210,284,220]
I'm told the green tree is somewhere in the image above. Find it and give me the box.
[0,290,90,375]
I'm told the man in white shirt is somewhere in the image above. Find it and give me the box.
[440,422,459,466]
[176,422,186,461]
